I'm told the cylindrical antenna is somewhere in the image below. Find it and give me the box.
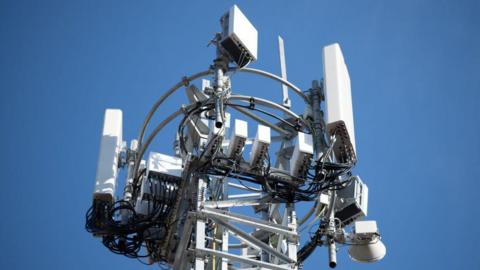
[278,36,291,109]
[328,238,337,268]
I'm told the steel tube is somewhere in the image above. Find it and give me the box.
[231,67,309,103]
[195,248,292,270]
[137,70,213,146]
[215,219,295,263]
[229,105,291,136]
[328,238,337,268]
[228,95,300,120]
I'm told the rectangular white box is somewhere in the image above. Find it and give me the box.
[354,220,378,235]
[221,5,258,66]
[319,193,330,206]
[136,154,181,216]
[249,124,270,167]
[290,132,314,177]
[94,109,122,202]
[323,43,356,152]
[224,112,231,129]
[335,176,368,224]
[227,119,248,158]
[147,152,183,178]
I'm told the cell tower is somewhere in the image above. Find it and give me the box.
[86,5,386,269]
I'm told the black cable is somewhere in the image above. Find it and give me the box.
[226,102,308,133]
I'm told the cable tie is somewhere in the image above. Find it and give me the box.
[249,97,255,109]
[181,76,190,87]
[294,118,302,131]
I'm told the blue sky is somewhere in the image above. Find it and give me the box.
[1,0,479,269]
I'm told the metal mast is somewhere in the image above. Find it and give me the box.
[86,5,386,270]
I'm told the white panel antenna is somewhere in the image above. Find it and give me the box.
[290,132,314,178]
[220,5,258,67]
[94,109,122,203]
[227,119,248,158]
[323,43,356,157]
[249,124,271,168]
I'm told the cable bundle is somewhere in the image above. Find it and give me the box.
[85,171,180,260]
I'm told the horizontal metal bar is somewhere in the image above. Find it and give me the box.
[204,199,262,208]
[227,182,261,192]
[195,248,293,270]
[200,208,296,237]
[228,95,300,120]
[205,236,223,244]
[228,243,247,249]
[216,219,295,263]
[228,193,262,199]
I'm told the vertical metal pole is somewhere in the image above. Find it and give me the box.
[221,228,229,270]
[121,140,138,224]
[273,208,287,264]
[327,190,337,268]
[278,36,291,109]
[213,55,229,270]
[260,208,270,264]
[123,139,138,202]
[328,238,337,268]
[240,247,248,268]
[195,178,207,270]
[310,80,327,159]
[220,179,229,270]
[214,67,225,129]
[287,204,298,265]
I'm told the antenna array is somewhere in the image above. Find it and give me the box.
[86,5,386,270]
